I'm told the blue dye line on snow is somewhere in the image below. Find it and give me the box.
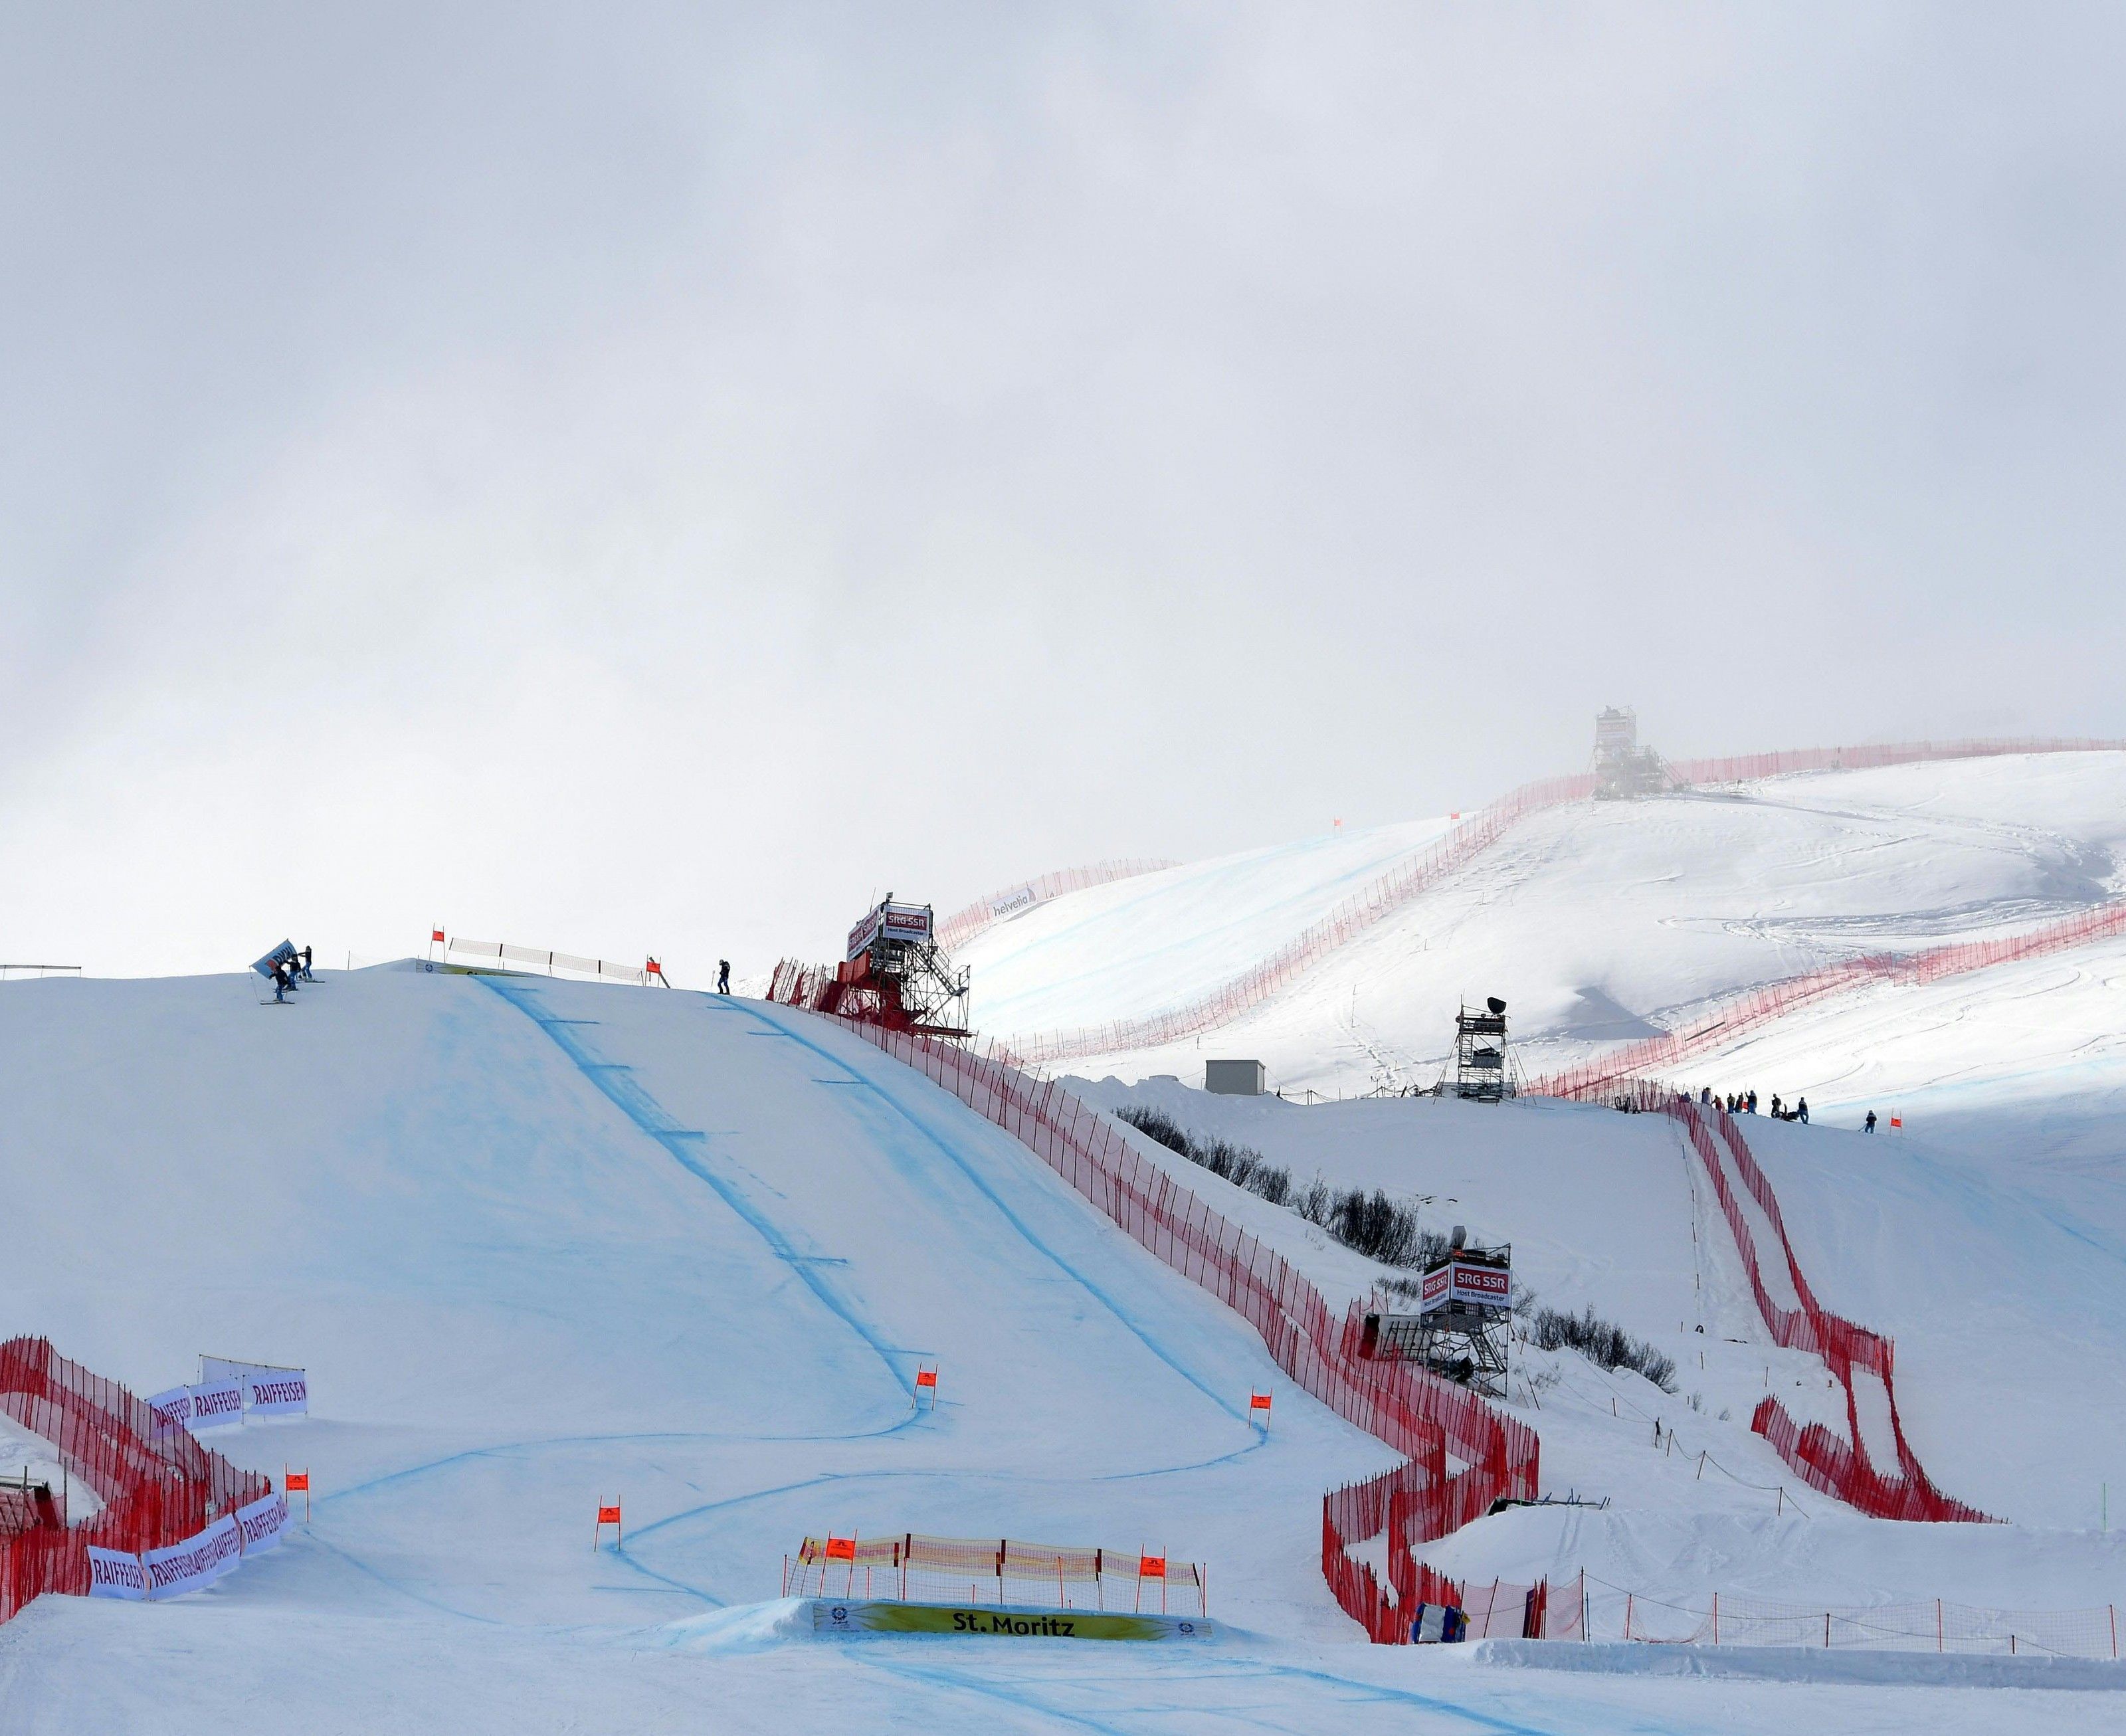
[476,975,914,1397]
[727,996,1251,1426]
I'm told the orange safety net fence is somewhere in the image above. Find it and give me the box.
[788,1533,1206,1614]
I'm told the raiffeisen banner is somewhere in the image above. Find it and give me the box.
[185,1379,244,1430]
[235,1491,291,1555]
[86,1549,148,1600]
[143,1514,242,1599]
[242,1371,309,1417]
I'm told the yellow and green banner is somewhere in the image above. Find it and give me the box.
[810,1598,1210,1642]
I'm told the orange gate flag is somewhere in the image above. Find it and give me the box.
[824,1535,857,1561]
[915,1369,937,1389]
[1249,1392,1272,1416]
[1137,1554,1167,1580]
[593,1500,622,1551]
[284,1466,312,1522]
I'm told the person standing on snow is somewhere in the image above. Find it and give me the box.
[270,959,293,1003]
[1865,1109,1878,1133]
[1796,1098,1809,1124]
[717,959,731,995]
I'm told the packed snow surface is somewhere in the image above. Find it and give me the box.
[969,752,2126,1099]
[2,945,2121,1731]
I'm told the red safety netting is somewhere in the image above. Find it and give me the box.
[805,1014,1538,1644]
[935,860,1180,953]
[0,1337,272,1623]
[993,736,2126,1065]
[1553,1090,1989,1524]
[1533,897,2126,1105]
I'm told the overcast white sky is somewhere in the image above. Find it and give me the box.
[3,3,2123,981]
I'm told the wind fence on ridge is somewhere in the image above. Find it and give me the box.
[935,860,1179,953]
[994,737,2126,1066]
[1,1337,272,1623]
[813,1011,1536,1644]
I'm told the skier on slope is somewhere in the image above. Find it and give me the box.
[1796,1098,1809,1124]
[717,959,731,995]
[1865,1110,1878,1133]
[270,959,293,1004]
[298,944,314,981]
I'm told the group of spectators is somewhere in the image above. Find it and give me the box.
[1697,1084,1808,1123]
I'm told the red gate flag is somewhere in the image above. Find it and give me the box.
[284,1470,310,1492]
[431,929,444,944]
[597,1504,621,1525]
[1249,1393,1272,1413]
[915,1369,937,1389]
[1890,1115,1903,1129]
[824,1535,856,1561]
[1138,1554,1166,1579]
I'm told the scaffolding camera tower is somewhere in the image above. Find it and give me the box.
[1440,997,1517,1102]
[1359,1232,1513,1397]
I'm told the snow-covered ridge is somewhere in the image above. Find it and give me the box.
[967,745,2126,1100]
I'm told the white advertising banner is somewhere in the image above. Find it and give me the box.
[184,1379,245,1431]
[235,1491,290,1556]
[86,1547,148,1600]
[144,1514,242,1599]
[147,1387,194,1435]
[1448,1261,1511,1309]
[1414,1261,1510,1312]
[846,900,934,960]
[1416,1266,1452,1313]
[241,1371,309,1418]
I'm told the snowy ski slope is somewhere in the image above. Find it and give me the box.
[5,967,2118,1731]
[967,751,2126,1099]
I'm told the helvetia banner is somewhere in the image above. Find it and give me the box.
[810,1600,1210,1642]
[86,1548,148,1600]
[144,1514,242,1598]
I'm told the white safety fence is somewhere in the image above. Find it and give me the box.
[440,936,668,987]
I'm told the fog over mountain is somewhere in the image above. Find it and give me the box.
[3,4,2121,977]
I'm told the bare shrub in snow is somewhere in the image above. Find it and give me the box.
[1528,1303,1678,1393]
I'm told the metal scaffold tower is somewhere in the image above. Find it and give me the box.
[1439,997,1517,1102]
[1359,1231,1514,1397]
[1593,706,1670,800]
